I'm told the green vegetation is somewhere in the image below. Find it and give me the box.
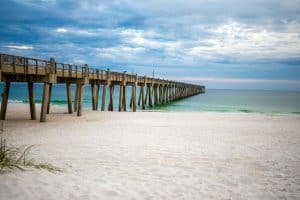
[0,139,61,174]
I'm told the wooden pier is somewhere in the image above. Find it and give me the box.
[0,53,205,122]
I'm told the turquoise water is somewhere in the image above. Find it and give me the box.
[1,83,300,114]
[156,89,300,114]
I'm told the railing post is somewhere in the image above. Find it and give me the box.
[69,65,72,77]
[49,57,56,74]
[12,56,16,73]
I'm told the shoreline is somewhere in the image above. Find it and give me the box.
[0,103,300,199]
[4,101,300,116]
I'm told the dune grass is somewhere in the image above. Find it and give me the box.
[0,138,62,174]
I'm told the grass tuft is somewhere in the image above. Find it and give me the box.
[0,138,62,174]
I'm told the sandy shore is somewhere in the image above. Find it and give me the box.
[0,103,300,199]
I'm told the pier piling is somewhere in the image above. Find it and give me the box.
[101,85,106,111]
[40,83,50,122]
[28,82,36,120]
[132,84,137,112]
[108,84,114,111]
[77,84,85,117]
[74,84,79,112]
[119,85,124,112]
[46,83,52,114]
[66,83,73,114]
[91,83,96,111]
[95,84,100,110]
[0,82,10,120]
[122,86,127,111]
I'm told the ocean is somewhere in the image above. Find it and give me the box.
[1,83,300,114]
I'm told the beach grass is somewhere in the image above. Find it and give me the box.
[0,138,61,174]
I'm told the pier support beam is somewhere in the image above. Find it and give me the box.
[132,84,137,112]
[95,84,100,110]
[130,86,134,109]
[159,85,162,104]
[171,85,175,101]
[46,83,52,114]
[138,86,142,107]
[141,85,145,110]
[66,83,73,114]
[154,86,158,105]
[122,86,127,111]
[163,86,166,103]
[148,85,153,107]
[119,85,124,112]
[101,85,107,111]
[74,84,79,112]
[166,86,170,103]
[162,86,164,103]
[108,85,114,111]
[91,83,96,111]
[0,82,10,120]
[145,86,149,105]
[28,82,36,120]
[166,86,169,103]
[40,83,50,122]
[77,84,85,116]
[130,90,133,108]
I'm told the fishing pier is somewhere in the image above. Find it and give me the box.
[0,53,205,122]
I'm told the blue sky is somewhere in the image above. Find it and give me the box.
[1,0,300,90]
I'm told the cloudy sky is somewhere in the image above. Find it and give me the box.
[1,0,300,90]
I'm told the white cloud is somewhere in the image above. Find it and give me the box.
[186,21,300,61]
[96,46,146,59]
[119,28,184,59]
[56,28,68,33]
[6,45,33,50]
[54,27,120,37]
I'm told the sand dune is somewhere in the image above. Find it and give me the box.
[0,103,300,199]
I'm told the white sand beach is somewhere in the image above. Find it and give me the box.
[0,103,300,199]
